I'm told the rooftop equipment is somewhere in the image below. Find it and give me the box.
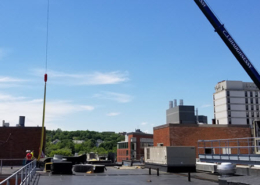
[144,146,196,172]
[19,116,25,127]
[174,99,177,107]
[169,101,173,108]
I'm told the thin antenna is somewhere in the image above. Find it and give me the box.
[45,0,50,73]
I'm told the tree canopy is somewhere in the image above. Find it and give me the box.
[45,129,124,157]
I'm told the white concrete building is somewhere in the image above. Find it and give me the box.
[214,81,260,125]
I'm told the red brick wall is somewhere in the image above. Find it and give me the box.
[154,124,251,157]
[153,127,170,147]
[117,149,130,162]
[0,127,46,159]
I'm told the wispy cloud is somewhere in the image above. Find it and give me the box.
[93,92,133,103]
[0,76,27,89]
[200,104,212,108]
[32,69,129,86]
[0,76,25,83]
[141,122,148,126]
[0,93,94,129]
[106,112,120,116]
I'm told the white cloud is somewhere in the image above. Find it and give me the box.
[0,76,27,89]
[94,91,133,103]
[32,69,129,86]
[106,112,121,116]
[141,122,148,126]
[0,77,24,83]
[0,93,94,129]
[201,104,212,108]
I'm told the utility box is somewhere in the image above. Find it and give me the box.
[144,146,196,172]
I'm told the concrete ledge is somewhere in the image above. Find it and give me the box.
[196,162,217,173]
[236,165,260,176]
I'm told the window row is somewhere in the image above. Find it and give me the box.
[226,91,260,97]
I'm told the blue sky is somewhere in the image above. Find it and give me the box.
[0,0,260,133]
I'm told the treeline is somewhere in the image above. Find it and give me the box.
[45,129,124,157]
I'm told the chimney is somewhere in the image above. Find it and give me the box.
[174,99,177,107]
[169,101,173,109]
[196,108,199,123]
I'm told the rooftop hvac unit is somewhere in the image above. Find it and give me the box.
[19,116,25,127]
[3,123,10,127]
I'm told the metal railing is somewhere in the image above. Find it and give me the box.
[198,137,260,165]
[0,160,36,185]
[0,159,26,174]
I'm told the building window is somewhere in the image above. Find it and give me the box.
[228,105,230,110]
[157,143,163,146]
[118,142,128,149]
[247,119,249,125]
[256,99,259,104]
[228,112,231,117]
[251,105,254,111]
[222,148,231,154]
[126,150,128,155]
[245,91,248,97]
[250,92,253,97]
[205,149,214,154]
[228,119,231,125]
[227,91,230,96]
[251,98,254,104]
[146,148,150,159]
[246,105,248,110]
[246,98,248,103]
[246,112,249,117]
[141,142,153,148]
[256,91,258,97]
[227,98,230,103]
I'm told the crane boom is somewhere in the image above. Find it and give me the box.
[194,0,260,90]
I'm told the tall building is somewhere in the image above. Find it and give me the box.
[117,129,153,162]
[214,80,260,125]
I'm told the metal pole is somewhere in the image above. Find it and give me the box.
[227,140,230,160]
[149,167,151,175]
[157,168,159,176]
[0,160,2,174]
[15,174,18,185]
[21,168,23,185]
[188,172,191,182]
[237,139,240,155]
[248,138,250,155]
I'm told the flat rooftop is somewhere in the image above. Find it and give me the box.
[35,167,218,185]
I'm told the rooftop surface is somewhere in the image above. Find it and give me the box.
[36,167,218,185]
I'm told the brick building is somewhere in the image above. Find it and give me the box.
[0,127,46,159]
[153,124,251,157]
[117,129,153,162]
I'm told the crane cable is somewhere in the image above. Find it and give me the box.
[38,0,50,161]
